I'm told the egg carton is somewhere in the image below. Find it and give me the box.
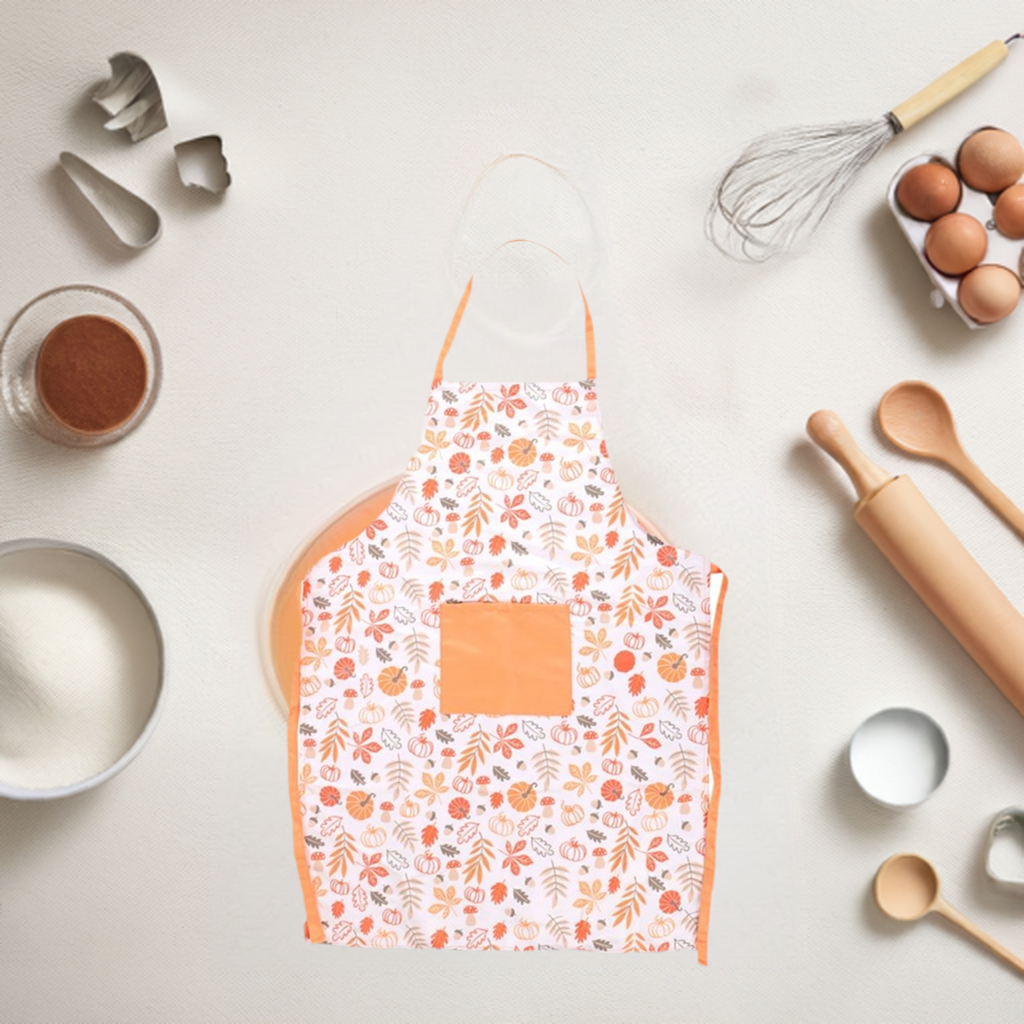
[888,152,1024,329]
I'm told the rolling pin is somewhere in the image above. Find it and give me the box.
[807,410,1024,719]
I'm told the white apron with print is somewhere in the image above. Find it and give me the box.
[289,275,727,959]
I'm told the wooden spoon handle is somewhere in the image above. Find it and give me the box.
[935,899,1024,974]
[807,411,893,502]
[949,451,1024,540]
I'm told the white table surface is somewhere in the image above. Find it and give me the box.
[2,2,1024,1021]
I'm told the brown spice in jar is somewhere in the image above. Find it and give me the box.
[35,315,148,433]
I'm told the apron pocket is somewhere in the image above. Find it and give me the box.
[439,601,572,715]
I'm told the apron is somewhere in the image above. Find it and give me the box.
[289,270,728,959]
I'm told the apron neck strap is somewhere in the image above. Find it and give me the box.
[432,240,596,386]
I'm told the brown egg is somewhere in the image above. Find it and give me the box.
[994,183,1024,238]
[958,264,1021,323]
[924,212,987,275]
[896,162,961,221]
[958,128,1024,193]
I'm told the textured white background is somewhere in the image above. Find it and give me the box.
[2,2,1024,1021]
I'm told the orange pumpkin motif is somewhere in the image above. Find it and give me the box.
[377,666,408,696]
[345,790,374,820]
[508,437,538,467]
[644,782,675,810]
[657,652,689,682]
[507,781,538,813]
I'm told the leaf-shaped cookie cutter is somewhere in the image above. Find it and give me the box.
[59,152,161,249]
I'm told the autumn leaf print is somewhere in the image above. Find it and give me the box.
[351,728,382,764]
[501,840,533,876]
[319,717,349,762]
[612,879,647,929]
[606,488,627,527]
[301,636,331,671]
[363,609,394,643]
[395,529,423,570]
[546,915,572,946]
[462,490,493,537]
[601,709,631,756]
[332,583,365,634]
[457,728,491,775]
[575,919,592,943]
[579,627,612,662]
[460,388,494,431]
[497,384,527,418]
[677,859,704,901]
[610,825,640,874]
[426,538,459,571]
[418,429,451,458]
[328,829,355,877]
[493,723,524,758]
[563,420,597,453]
[562,761,596,796]
[571,533,604,568]
[573,879,607,916]
[463,836,495,885]
[358,852,389,887]
[414,772,450,806]
[611,533,644,580]
[684,618,712,658]
[644,596,675,629]
[614,584,644,627]
[396,876,424,913]
[500,494,530,530]
[534,405,561,440]
[427,885,462,919]
[538,517,566,557]
[531,746,561,790]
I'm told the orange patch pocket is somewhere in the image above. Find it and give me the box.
[439,601,573,716]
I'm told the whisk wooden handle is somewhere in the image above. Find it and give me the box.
[891,40,1008,131]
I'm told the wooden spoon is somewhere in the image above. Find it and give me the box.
[874,852,1024,974]
[878,381,1024,538]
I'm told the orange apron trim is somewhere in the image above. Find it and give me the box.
[696,566,728,965]
[439,601,573,715]
[288,660,326,943]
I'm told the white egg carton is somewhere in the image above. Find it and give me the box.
[888,153,1024,329]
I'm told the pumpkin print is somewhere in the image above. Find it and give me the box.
[344,790,374,820]
[600,779,623,802]
[657,652,689,682]
[507,781,538,813]
[613,650,635,673]
[291,358,724,957]
[644,782,675,810]
[508,437,538,467]
[377,666,407,696]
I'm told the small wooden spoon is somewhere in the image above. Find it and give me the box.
[878,381,1024,538]
[874,853,1024,974]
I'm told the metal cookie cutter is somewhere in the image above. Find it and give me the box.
[985,808,1024,895]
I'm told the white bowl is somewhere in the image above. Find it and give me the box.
[849,707,950,808]
[0,539,164,799]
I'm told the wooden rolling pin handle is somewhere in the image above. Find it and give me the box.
[807,410,893,502]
